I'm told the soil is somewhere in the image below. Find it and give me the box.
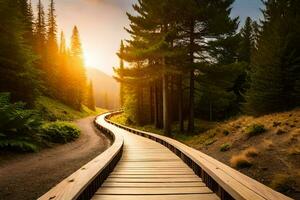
[0,116,111,200]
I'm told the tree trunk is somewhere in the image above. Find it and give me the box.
[150,84,154,123]
[178,75,184,132]
[188,20,195,133]
[163,70,171,135]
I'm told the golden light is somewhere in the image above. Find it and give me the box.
[84,50,99,68]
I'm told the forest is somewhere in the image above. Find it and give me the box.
[115,0,300,135]
[0,0,96,151]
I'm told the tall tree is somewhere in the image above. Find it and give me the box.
[0,0,39,105]
[59,31,66,55]
[239,17,254,63]
[118,40,125,107]
[34,0,46,57]
[46,0,58,59]
[18,0,34,46]
[69,26,87,110]
[86,81,96,111]
[245,0,300,115]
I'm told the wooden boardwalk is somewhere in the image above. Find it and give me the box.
[92,126,219,200]
[39,112,292,200]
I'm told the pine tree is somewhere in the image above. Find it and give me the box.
[245,0,300,115]
[46,0,58,59]
[18,0,34,46]
[68,26,87,110]
[119,40,125,107]
[86,81,96,111]
[59,31,66,55]
[34,0,46,57]
[0,0,39,105]
[239,17,254,63]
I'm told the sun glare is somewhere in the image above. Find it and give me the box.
[84,51,99,68]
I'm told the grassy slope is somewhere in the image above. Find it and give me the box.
[35,96,106,121]
[111,109,300,198]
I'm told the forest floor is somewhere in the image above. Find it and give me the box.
[0,116,111,200]
[111,109,300,199]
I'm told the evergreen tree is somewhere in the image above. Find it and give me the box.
[18,0,34,46]
[68,26,87,110]
[86,81,96,111]
[0,0,39,105]
[46,0,58,59]
[118,40,125,107]
[34,0,46,57]
[239,17,254,63]
[59,31,66,55]
[245,0,300,115]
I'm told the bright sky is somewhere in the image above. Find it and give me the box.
[32,0,263,75]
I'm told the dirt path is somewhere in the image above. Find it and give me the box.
[0,116,111,200]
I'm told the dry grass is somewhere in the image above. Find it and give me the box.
[244,147,259,157]
[270,174,296,193]
[230,154,252,168]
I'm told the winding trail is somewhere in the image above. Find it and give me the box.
[0,116,111,200]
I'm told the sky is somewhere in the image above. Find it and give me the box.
[32,0,263,75]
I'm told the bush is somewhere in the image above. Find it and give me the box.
[41,121,80,143]
[220,143,231,152]
[246,124,266,137]
[0,93,42,152]
[230,154,252,168]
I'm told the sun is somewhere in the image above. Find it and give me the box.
[84,51,99,68]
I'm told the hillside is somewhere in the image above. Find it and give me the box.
[185,109,300,199]
[35,96,105,121]
[86,67,120,110]
[111,109,300,199]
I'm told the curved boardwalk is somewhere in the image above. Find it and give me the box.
[92,126,219,200]
[39,113,292,200]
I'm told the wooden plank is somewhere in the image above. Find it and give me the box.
[92,194,220,200]
[105,177,201,183]
[102,182,206,188]
[108,174,198,178]
[95,187,213,195]
[111,171,195,175]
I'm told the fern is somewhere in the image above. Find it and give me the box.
[0,93,42,152]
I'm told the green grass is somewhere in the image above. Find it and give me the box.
[36,96,106,121]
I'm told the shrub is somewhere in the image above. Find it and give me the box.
[220,143,231,152]
[246,124,266,137]
[0,93,42,152]
[41,121,80,143]
[230,154,252,168]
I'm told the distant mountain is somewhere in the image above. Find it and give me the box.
[86,67,120,110]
